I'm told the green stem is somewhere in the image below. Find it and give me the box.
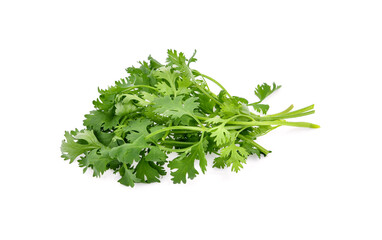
[259,110,315,121]
[225,126,247,130]
[265,104,294,117]
[192,82,222,106]
[194,115,209,121]
[162,121,172,141]
[200,74,232,97]
[238,134,270,155]
[172,130,198,134]
[189,114,203,126]
[158,145,194,153]
[163,140,197,146]
[145,126,204,140]
[201,76,211,91]
[195,114,256,122]
[228,114,256,122]
[273,104,314,118]
[227,120,320,128]
[122,163,129,171]
[121,85,159,93]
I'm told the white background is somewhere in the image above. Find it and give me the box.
[1,1,381,239]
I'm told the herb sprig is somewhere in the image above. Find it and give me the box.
[61,50,319,187]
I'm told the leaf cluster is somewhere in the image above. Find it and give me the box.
[61,50,319,187]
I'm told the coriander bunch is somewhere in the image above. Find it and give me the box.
[61,50,319,187]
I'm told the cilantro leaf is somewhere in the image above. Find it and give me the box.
[118,165,139,187]
[250,103,270,115]
[154,66,180,95]
[61,130,104,163]
[115,101,138,116]
[212,156,227,169]
[209,124,234,146]
[168,144,206,184]
[220,144,249,173]
[109,135,149,164]
[84,110,120,131]
[219,100,242,118]
[135,159,162,183]
[254,83,281,103]
[187,50,198,66]
[123,118,152,142]
[166,49,194,81]
[168,152,198,184]
[84,149,113,177]
[153,96,199,120]
[145,147,168,162]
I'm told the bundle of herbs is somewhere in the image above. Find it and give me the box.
[61,50,319,187]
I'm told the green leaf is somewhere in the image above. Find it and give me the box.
[118,165,139,187]
[212,156,227,169]
[168,152,198,184]
[61,130,104,163]
[250,103,270,115]
[197,92,215,114]
[124,118,152,142]
[254,83,281,103]
[148,55,163,69]
[115,101,138,116]
[140,91,158,102]
[168,144,206,184]
[209,124,234,146]
[149,162,167,176]
[154,66,179,84]
[166,49,188,68]
[220,144,249,173]
[187,50,198,66]
[176,78,192,95]
[84,149,113,177]
[166,49,194,81]
[153,96,199,120]
[154,66,180,96]
[93,130,115,146]
[75,130,105,148]
[135,159,162,183]
[145,147,168,162]
[108,135,149,164]
[92,92,116,111]
[205,116,225,124]
[84,110,119,131]
[156,81,174,96]
[118,94,150,107]
[219,100,241,118]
